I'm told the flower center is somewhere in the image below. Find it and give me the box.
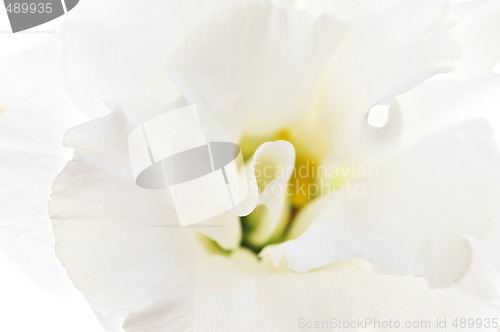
[236,92,337,254]
[239,132,324,254]
[198,91,357,256]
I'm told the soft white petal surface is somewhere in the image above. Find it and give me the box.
[399,73,500,146]
[195,251,498,332]
[298,0,461,162]
[168,1,344,137]
[0,39,92,296]
[59,0,234,118]
[452,0,500,78]
[49,98,208,330]
[263,120,500,287]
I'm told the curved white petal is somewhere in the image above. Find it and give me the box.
[0,38,89,296]
[399,73,500,147]
[167,1,345,137]
[318,0,460,162]
[452,0,500,78]
[195,251,498,332]
[49,97,234,330]
[59,0,234,118]
[242,140,296,246]
[453,233,500,298]
[262,120,500,287]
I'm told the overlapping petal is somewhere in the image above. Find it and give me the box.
[452,0,500,78]
[263,120,500,287]
[0,39,88,295]
[196,251,498,332]
[42,1,500,331]
[59,0,234,118]
[242,140,295,246]
[399,73,500,146]
[49,98,199,329]
[167,1,345,137]
[321,0,461,162]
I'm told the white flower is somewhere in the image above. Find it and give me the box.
[0,41,104,330]
[2,0,500,331]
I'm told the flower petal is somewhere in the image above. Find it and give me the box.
[262,119,500,287]
[243,140,296,246]
[195,250,498,332]
[59,0,234,118]
[167,1,345,137]
[452,0,500,78]
[0,38,89,295]
[195,213,242,251]
[453,231,500,298]
[398,73,500,147]
[319,0,461,162]
[49,97,224,329]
